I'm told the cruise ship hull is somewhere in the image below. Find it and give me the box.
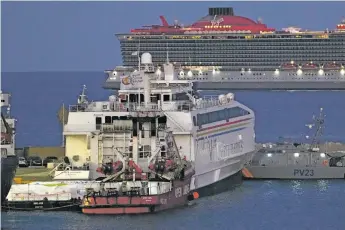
[193,81,345,91]
[1,155,18,203]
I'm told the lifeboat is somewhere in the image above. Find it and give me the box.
[323,62,342,70]
[301,62,319,71]
[280,62,298,70]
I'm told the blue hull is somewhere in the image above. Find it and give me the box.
[1,155,18,203]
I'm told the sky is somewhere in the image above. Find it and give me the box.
[1,1,345,72]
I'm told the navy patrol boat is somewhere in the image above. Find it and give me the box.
[242,108,345,180]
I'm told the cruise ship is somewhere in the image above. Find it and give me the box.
[108,7,345,90]
[53,53,256,197]
[117,7,345,71]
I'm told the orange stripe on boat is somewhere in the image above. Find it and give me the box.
[242,167,253,178]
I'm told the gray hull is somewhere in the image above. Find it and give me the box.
[243,165,345,180]
[193,81,345,91]
[103,80,345,91]
[1,155,18,202]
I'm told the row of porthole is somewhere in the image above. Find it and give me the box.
[240,73,265,76]
[287,73,336,76]
[182,77,344,81]
[177,72,209,76]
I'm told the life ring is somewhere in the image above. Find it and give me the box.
[65,166,71,171]
[322,160,328,166]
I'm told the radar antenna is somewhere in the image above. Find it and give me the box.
[305,108,325,151]
[77,85,88,104]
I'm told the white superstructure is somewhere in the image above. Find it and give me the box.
[53,53,256,192]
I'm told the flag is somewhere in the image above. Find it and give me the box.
[57,103,69,125]
[131,51,138,56]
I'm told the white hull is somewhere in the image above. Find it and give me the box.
[191,150,254,190]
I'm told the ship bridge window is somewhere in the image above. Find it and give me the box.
[163,94,170,101]
[95,117,102,130]
[129,94,144,103]
[172,93,189,101]
[151,94,161,103]
[105,116,111,124]
[196,106,250,127]
[139,145,150,158]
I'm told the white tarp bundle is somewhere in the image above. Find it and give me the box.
[7,181,89,201]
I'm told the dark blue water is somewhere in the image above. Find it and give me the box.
[1,72,345,229]
[2,180,345,230]
[1,72,345,147]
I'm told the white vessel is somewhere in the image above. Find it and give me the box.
[53,53,256,196]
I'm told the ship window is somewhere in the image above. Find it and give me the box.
[193,116,197,126]
[95,117,102,130]
[151,120,156,137]
[163,94,170,101]
[196,106,250,126]
[139,145,150,158]
[96,117,102,124]
[105,116,111,124]
[1,148,7,158]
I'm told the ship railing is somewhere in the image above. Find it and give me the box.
[101,123,133,133]
[68,97,230,113]
[92,181,173,196]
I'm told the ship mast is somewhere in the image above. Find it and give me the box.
[306,108,325,151]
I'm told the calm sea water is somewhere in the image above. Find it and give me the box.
[1,72,345,229]
[2,180,345,230]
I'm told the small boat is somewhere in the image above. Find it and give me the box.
[243,108,345,180]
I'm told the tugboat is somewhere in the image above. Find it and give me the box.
[80,130,196,214]
[242,108,345,180]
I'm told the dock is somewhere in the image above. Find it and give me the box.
[14,167,52,184]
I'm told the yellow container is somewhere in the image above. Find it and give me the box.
[13,177,22,184]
